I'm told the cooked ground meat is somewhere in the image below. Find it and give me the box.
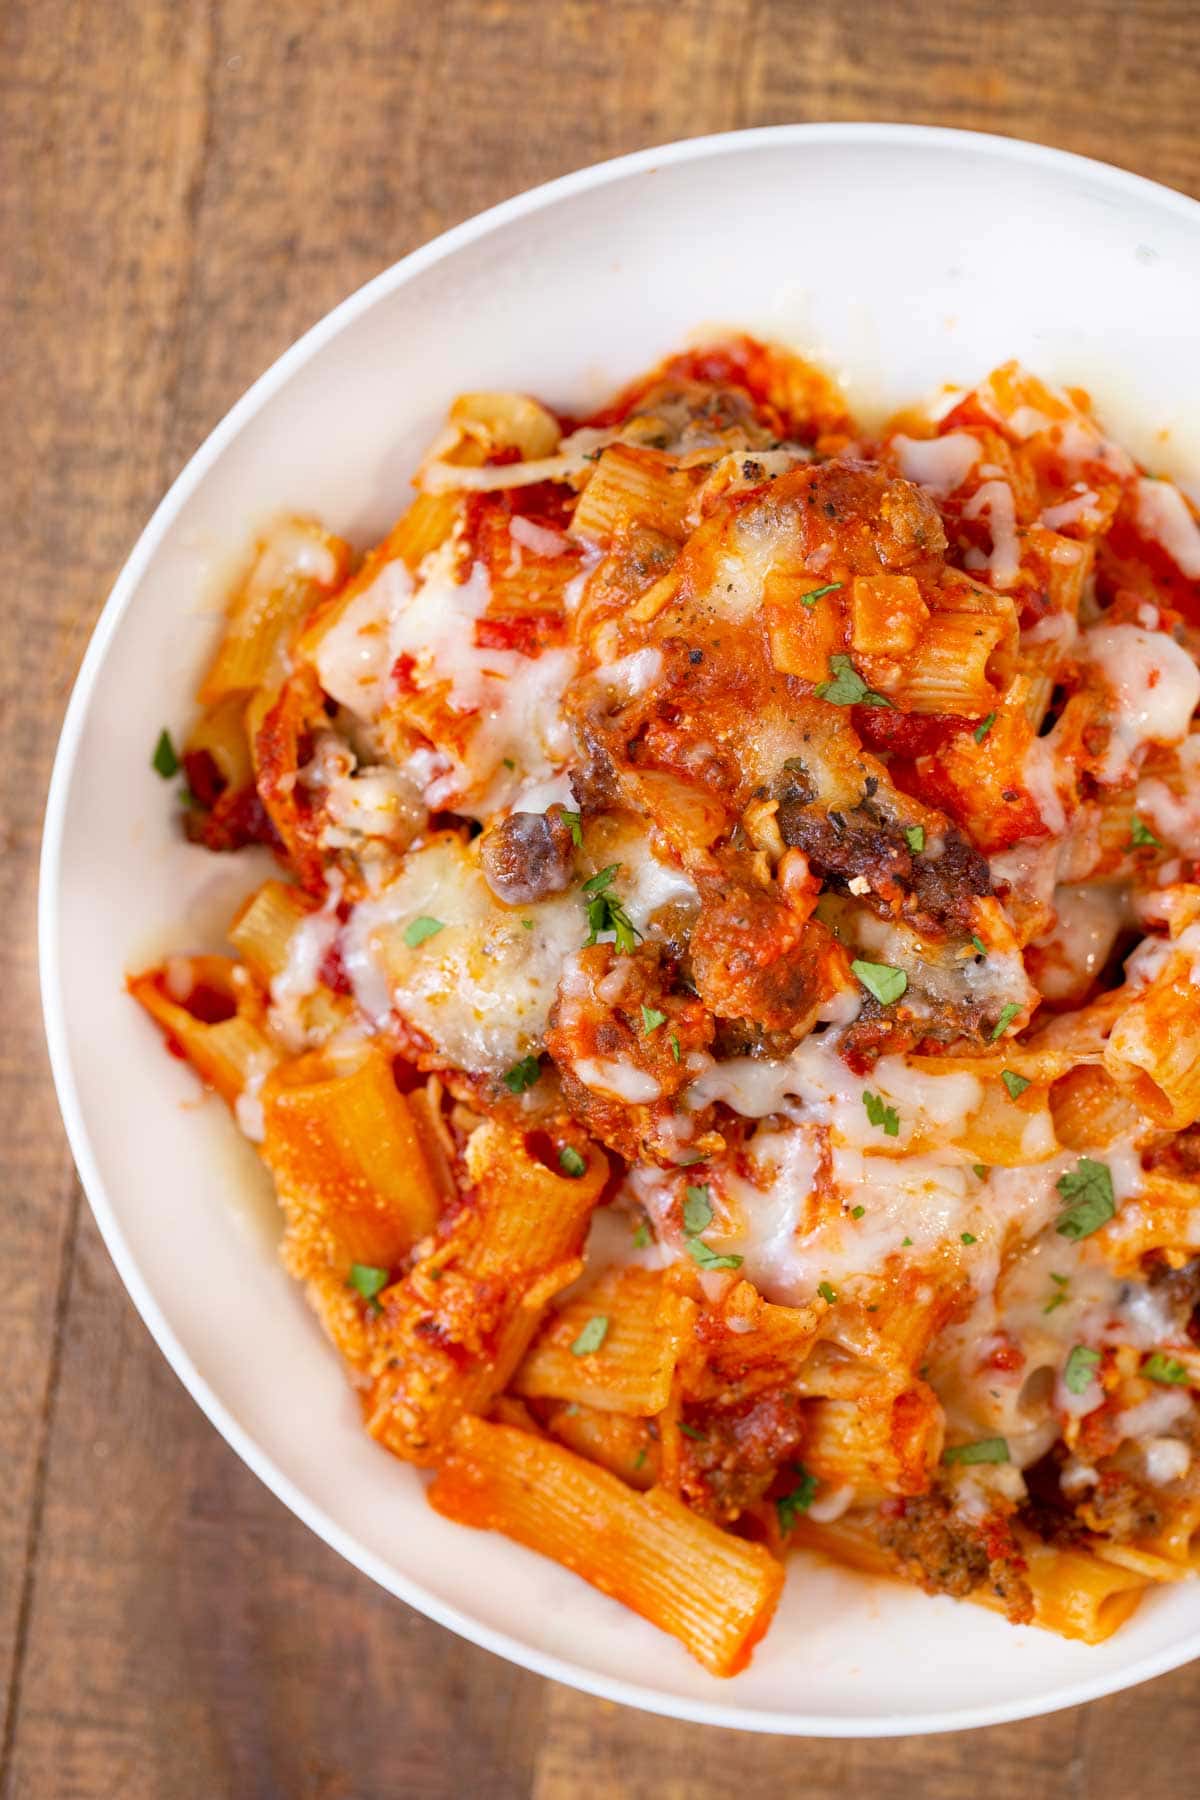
[775,778,990,937]
[1079,1470,1165,1543]
[873,1492,1034,1624]
[689,880,826,1031]
[479,806,576,905]
[678,1389,806,1522]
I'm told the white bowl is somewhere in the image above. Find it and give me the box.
[40,124,1200,1735]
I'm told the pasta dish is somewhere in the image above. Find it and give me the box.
[134,338,1200,1675]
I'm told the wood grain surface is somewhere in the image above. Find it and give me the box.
[3,1,1199,1793]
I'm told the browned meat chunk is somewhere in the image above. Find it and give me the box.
[873,1492,1034,1624]
[480,805,577,905]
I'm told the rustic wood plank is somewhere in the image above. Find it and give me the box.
[0,0,217,1756]
[5,0,1200,1793]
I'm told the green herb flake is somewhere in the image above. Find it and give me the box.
[502,1054,541,1095]
[1142,1352,1192,1386]
[973,711,997,744]
[686,1238,743,1273]
[1129,815,1162,850]
[1001,1069,1031,1100]
[971,934,987,957]
[961,1232,977,1245]
[570,1315,609,1356]
[851,959,908,1006]
[942,1437,1009,1466]
[972,1164,988,1179]
[901,1236,913,1247]
[1055,1158,1116,1240]
[1043,1291,1068,1316]
[632,1220,651,1250]
[641,1004,667,1034]
[502,757,515,770]
[632,1447,648,1470]
[582,863,620,896]
[558,1146,587,1178]
[851,1205,865,1220]
[905,825,925,854]
[799,581,844,609]
[682,1184,713,1235]
[678,1422,707,1441]
[347,1263,389,1311]
[816,653,893,708]
[521,918,534,930]
[152,728,180,778]
[775,1464,819,1531]
[403,915,445,948]
[989,1002,1021,1041]
[862,1089,900,1136]
[560,809,584,848]
[1050,1272,1069,1285]
[817,1280,838,1305]
[1064,1345,1101,1395]
[669,1033,681,1063]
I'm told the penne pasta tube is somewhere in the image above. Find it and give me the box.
[429,1416,784,1675]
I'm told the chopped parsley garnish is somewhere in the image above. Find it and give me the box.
[632,1220,651,1249]
[1001,1069,1031,1100]
[851,959,908,1006]
[686,1238,743,1272]
[403,915,445,948]
[862,1090,900,1136]
[817,1281,838,1305]
[502,1054,541,1094]
[1055,1158,1115,1240]
[582,864,642,953]
[570,1315,609,1356]
[521,918,534,930]
[851,1205,865,1220]
[347,1263,389,1311]
[1043,1284,1068,1315]
[682,1184,713,1235]
[990,1002,1021,1040]
[942,1437,1009,1466]
[558,1146,587,1178]
[816,653,893,708]
[501,757,515,770]
[669,1033,681,1062]
[1064,1345,1101,1395]
[972,1164,988,1179]
[1129,814,1161,849]
[961,1232,977,1245]
[799,581,844,609]
[905,824,925,854]
[1142,1352,1192,1386]
[632,1448,648,1470]
[678,1422,707,1441]
[641,1004,667,1034]
[560,809,584,848]
[583,863,620,895]
[775,1465,819,1531]
[901,1236,913,1246]
[152,728,180,778]
[971,934,987,957]
[973,711,996,744]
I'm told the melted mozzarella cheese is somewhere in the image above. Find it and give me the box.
[1031,884,1129,1000]
[892,432,979,496]
[962,480,1021,588]
[1136,477,1200,578]
[1041,485,1101,531]
[340,838,583,1073]
[315,561,414,717]
[1082,622,1200,781]
[573,1057,662,1103]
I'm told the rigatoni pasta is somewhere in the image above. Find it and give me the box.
[133,336,1200,1674]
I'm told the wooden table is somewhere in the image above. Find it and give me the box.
[4,2,1198,1792]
